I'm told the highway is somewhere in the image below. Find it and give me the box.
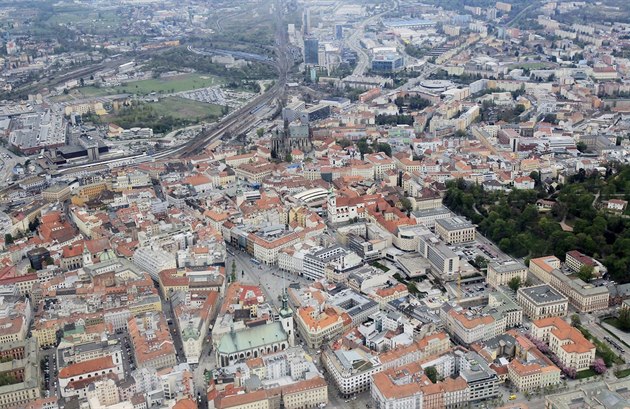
[346,9,394,76]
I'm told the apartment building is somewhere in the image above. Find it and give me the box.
[486,260,527,288]
[456,350,500,402]
[435,217,476,244]
[59,356,124,397]
[0,339,40,409]
[295,306,347,349]
[212,377,328,409]
[441,294,522,346]
[531,317,595,371]
[517,284,568,320]
[323,333,450,398]
[127,312,177,371]
[508,359,561,392]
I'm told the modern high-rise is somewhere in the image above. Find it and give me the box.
[304,38,319,65]
[335,24,343,40]
[302,8,311,34]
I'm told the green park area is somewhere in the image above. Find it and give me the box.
[70,73,223,98]
[101,97,224,134]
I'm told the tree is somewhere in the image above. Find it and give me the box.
[337,139,353,148]
[576,141,588,153]
[4,234,13,245]
[592,358,607,374]
[376,142,392,157]
[285,153,293,163]
[618,307,630,331]
[577,265,594,282]
[256,128,265,138]
[571,314,581,327]
[474,255,488,270]
[425,366,438,383]
[400,197,413,213]
[356,139,372,159]
[508,276,522,292]
[231,260,237,283]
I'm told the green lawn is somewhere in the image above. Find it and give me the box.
[508,62,555,70]
[150,97,223,120]
[576,368,598,379]
[371,261,390,272]
[615,368,630,378]
[74,73,223,98]
[103,97,223,134]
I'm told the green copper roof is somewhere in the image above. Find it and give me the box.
[217,322,287,355]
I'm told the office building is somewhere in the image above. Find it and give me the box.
[435,217,476,244]
[517,284,569,320]
[335,24,343,40]
[418,233,460,280]
[304,38,319,65]
[487,260,527,288]
[371,53,405,73]
[548,268,609,313]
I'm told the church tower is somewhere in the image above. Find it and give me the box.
[82,244,93,266]
[279,290,294,347]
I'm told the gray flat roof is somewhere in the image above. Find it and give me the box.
[435,217,474,231]
[489,260,527,273]
[519,284,567,304]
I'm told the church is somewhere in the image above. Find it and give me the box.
[216,293,295,367]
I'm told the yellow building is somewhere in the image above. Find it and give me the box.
[508,359,561,391]
[531,317,595,371]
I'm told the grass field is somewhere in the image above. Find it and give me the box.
[616,368,630,378]
[508,62,554,70]
[72,74,223,98]
[102,97,223,133]
[575,368,597,379]
[150,97,223,120]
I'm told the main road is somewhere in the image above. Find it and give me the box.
[346,7,395,76]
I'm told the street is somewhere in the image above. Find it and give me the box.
[0,146,25,187]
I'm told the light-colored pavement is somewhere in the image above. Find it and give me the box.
[0,146,25,187]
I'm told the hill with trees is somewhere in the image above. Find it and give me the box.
[443,164,630,283]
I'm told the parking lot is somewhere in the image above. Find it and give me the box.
[41,349,58,398]
[177,86,255,109]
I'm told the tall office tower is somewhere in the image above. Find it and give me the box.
[304,38,319,65]
[335,24,343,40]
[303,8,311,34]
